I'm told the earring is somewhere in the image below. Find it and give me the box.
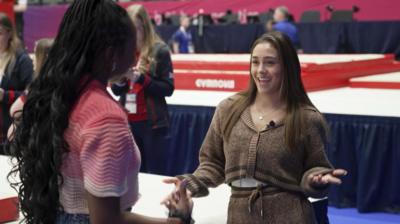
[111,61,116,72]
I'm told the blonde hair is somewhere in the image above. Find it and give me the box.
[34,38,54,78]
[0,13,22,71]
[126,4,164,74]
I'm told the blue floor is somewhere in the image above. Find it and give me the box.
[328,207,400,224]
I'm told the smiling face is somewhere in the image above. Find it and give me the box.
[250,41,283,95]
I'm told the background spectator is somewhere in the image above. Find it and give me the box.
[7,38,54,140]
[111,4,175,174]
[0,12,33,149]
[272,6,300,49]
[172,15,194,53]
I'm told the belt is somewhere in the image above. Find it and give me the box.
[230,178,268,188]
[229,178,271,219]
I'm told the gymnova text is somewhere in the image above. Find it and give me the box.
[195,79,235,89]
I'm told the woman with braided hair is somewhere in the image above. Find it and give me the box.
[8,0,192,223]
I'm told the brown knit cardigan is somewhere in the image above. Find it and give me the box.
[179,96,333,198]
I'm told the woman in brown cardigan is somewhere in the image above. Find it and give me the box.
[165,32,347,223]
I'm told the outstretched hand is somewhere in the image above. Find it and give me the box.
[163,177,193,197]
[161,178,193,219]
[309,169,347,188]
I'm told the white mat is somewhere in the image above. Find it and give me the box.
[166,88,400,118]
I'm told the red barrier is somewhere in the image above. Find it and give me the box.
[0,196,19,223]
[172,54,400,92]
[173,61,249,71]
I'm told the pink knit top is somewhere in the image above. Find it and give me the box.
[59,78,141,214]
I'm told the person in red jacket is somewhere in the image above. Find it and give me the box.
[112,4,174,174]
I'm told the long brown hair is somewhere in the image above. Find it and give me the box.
[34,38,54,77]
[127,4,164,74]
[222,31,328,150]
[0,13,22,70]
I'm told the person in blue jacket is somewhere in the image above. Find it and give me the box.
[272,6,300,49]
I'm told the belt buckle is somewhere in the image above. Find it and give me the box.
[231,178,267,188]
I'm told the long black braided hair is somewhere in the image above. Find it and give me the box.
[8,0,135,223]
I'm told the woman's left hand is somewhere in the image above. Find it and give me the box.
[309,169,347,187]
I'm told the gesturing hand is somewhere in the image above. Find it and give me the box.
[161,178,193,221]
[309,169,347,188]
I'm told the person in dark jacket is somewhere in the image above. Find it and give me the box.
[0,13,33,147]
[112,4,174,174]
